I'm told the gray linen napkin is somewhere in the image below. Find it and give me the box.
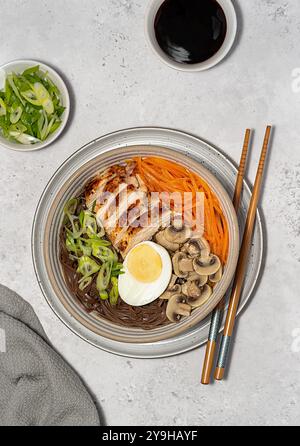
[0,284,100,426]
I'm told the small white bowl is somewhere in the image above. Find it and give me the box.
[0,59,70,151]
[145,0,237,72]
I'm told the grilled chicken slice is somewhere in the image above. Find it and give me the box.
[85,161,176,258]
[116,209,173,257]
[85,161,136,209]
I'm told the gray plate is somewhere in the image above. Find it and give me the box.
[32,127,263,358]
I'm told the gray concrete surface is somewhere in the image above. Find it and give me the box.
[0,0,299,426]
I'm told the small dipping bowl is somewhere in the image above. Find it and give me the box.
[145,0,237,72]
[0,59,70,151]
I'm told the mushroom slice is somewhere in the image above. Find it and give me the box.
[185,272,208,289]
[159,284,182,300]
[186,284,212,308]
[188,272,208,285]
[166,294,191,322]
[155,230,180,252]
[209,265,223,283]
[183,237,210,258]
[182,279,203,298]
[193,254,221,276]
[164,222,192,244]
[172,252,194,278]
[168,274,178,288]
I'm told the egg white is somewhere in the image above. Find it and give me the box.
[118,241,172,307]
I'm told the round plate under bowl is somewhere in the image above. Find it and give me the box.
[32,127,264,358]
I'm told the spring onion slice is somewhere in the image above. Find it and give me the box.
[109,277,119,305]
[96,261,113,292]
[79,276,93,291]
[64,198,78,216]
[9,131,40,144]
[0,98,6,116]
[99,290,109,301]
[78,239,92,257]
[92,245,117,263]
[7,74,25,106]
[10,104,23,124]
[77,256,100,278]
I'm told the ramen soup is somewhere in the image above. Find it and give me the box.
[60,157,228,330]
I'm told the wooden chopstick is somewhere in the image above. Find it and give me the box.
[214,126,272,381]
[201,129,251,385]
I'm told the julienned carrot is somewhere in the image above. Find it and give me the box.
[134,157,229,264]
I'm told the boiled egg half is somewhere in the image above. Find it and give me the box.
[118,241,172,306]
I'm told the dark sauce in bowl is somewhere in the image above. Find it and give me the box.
[154,0,227,65]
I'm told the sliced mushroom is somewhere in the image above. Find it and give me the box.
[168,274,178,288]
[182,274,208,297]
[159,284,182,300]
[155,230,180,252]
[193,254,221,276]
[172,252,194,278]
[182,279,203,298]
[186,284,212,308]
[164,222,192,244]
[187,271,208,285]
[166,294,191,322]
[209,265,223,283]
[183,237,211,258]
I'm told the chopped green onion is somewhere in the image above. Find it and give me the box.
[0,66,65,145]
[92,245,117,263]
[42,97,54,115]
[64,198,78,216]
[78,239,92,256]
[77,256,100,278]
[0,98,6,116]
[66,234,78,254]
[63,196,123,306]
[84,238,111,247]
[81,211,98,237]
[79,276,93,291]
[10,104,23,124]
[9,131,40,144]
[22,65,40,76]
[7,74,25,106]
[109,277,119,305]
[99,290,109,300]
[96,261,113,292]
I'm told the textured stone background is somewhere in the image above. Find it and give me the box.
[0,0,300,426]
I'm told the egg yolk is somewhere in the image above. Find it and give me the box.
[127,244,162,283]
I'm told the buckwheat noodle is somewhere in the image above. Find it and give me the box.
[59,207,169,330]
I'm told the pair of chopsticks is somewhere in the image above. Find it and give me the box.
[201,125,272,384]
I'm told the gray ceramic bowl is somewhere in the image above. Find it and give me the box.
[32,135,239,344]
[0,59,70,151]
[145,0,237,72]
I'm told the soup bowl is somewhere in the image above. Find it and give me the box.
[32,129,239,344]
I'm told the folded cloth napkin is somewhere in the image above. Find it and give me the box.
[0,284,100,426]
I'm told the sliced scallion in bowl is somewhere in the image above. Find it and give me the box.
[0,65,65,145]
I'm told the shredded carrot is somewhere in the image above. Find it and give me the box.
[134,156,229,264]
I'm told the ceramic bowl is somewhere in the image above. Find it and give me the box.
[33,137,239,344]
[145,0,237,72]
[0,59,70,151]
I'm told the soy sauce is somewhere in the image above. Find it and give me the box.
[154,0,227,64]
